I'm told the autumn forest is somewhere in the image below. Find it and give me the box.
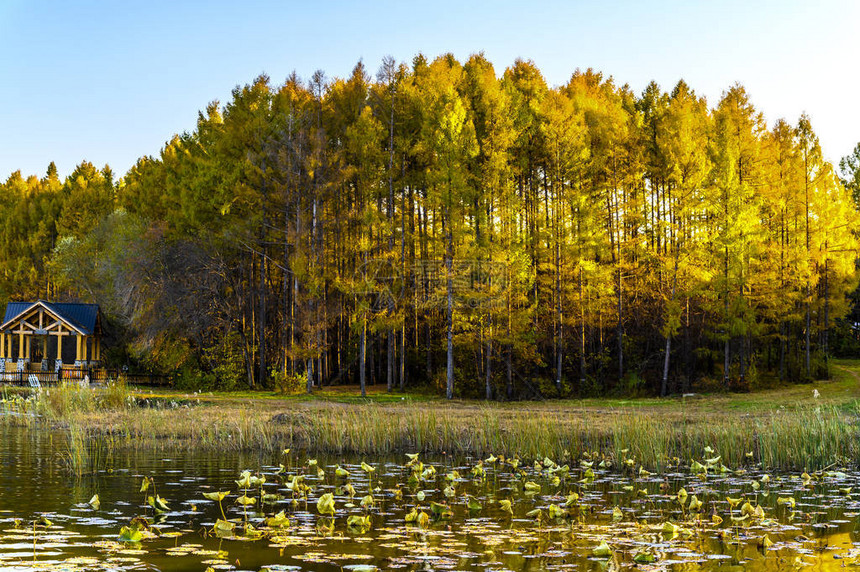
[3,53,860,399]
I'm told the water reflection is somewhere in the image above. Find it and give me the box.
[0,424,858,571]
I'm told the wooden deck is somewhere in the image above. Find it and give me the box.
[0,367,169,387]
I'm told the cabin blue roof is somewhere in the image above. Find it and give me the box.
[2,300,100,335]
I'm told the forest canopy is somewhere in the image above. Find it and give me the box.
[2,54,859,398]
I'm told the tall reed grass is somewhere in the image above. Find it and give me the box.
[3,385,858,472]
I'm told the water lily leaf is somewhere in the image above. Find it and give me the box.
[360,494,374,508]
[466,496,482,512]
[638,467,651,478]
[266,511,290,528]
[633,552,655,563]
[38,515,53,527]
[361,461,375,473]
[523,481,541,493]
[777,496,796,508]
[760,535,774,549]
[548,503,566,519]
[485,454,497,464]
[740,501,754,516]
[611,506,623,521]
[677,488,688,503]
[286,475,303,490]
[249,475,266,487]
[525,508,542,519]
[662,522,679,535]
[88,494,100,510]
[243,522,264,539]
[118,525,142,543]
[236,471,251,489]
[689,495,702,511]
[704,455,721,466]
[140,478,150,493]
[430,501,452,519]
[344,483,356,498]
[690,460,706,474]
[839,487,852,495]
[262,493,282,503]
[236,495,256,506]
[317,493,335,516]
[711,514,723,525]
[405,507,418,522]
[592,540,612,558]
[336,466,350,478]
[726,496,742,508]
[147,495,169,512]
[564,492,579,506]
[203,491,230,502]
[416,490,425,502]
[308,459,318,467]
[499,499,513,515]
[704,446,714,454]
[443,485,455,499]
[347,514,371,529]
[416,510,429,528]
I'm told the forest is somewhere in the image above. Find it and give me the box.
[3,53,860,399]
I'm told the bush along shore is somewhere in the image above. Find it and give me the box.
[1,380,858,476]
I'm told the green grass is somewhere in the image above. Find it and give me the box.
[134,359,860,411]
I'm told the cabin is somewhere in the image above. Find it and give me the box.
[0,300,102,383]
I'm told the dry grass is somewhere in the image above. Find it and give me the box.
[2,362,859,473]
[41,398,859,472]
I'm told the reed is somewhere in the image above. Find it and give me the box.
[4,390,858,471]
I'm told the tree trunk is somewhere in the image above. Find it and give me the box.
[359,318,366,397]
[399,323,406,390]
[485,338,492,400]
[445,235,454,400]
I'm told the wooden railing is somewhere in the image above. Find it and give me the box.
[0,367,171,387]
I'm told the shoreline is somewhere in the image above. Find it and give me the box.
[2,360,859,474]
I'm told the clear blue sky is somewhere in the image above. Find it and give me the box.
[1,0,858,180]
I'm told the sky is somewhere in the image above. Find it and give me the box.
[1,0,859,180]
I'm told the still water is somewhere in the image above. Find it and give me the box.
[1,423,860,571]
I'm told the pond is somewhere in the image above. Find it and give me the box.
[1,423,859,571]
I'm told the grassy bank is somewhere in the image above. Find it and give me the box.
[2,360,860,474]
